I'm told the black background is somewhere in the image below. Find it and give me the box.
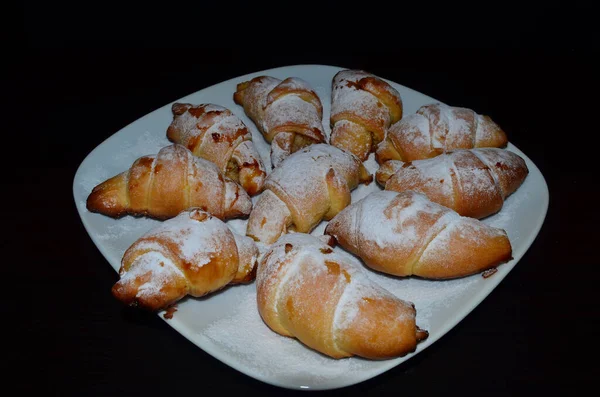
[13,2,599,396]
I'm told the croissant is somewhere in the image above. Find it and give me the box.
[375,103,508,164]
[330,69,403,161]
[86,144,252,220]
[324,190,512,279]
[245,144,372,244]
[376,148,529,219]
[256,233,429,359]
[112,208,259,311]
[166,103,267,195]
[233,76,326,167]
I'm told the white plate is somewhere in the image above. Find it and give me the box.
[73,64,549,391]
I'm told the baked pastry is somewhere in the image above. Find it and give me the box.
[376,148,529,219]
[166,103,267,195]
[233,76,326,167]
[330,69,403,161]
[246,144,372,244]
[256,233,429,359]
[376,103,508,164]
[86,144,251,220]
[112,208,259,311]
[324,190,512,279]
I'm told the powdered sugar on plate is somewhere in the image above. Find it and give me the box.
[112,130,170,162]
[203,289,372,382]
[74,64,547,390]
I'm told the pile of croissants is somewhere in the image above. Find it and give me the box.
[87,69,529,361]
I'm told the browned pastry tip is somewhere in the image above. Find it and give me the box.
[86,144,252,221]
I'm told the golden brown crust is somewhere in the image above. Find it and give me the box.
[376,103,508,163]
[245,144,371,244]
[112,209,258,311]
[86,172,130,218]
[376,148,529,219]
[335,296,425,359]
[256,234,427,359]
[166,103,266,195]
[413,218,513,279]
[324,190,513,279]
[330,70,403,161]
[86,144,252,221]
[233,76,326,167]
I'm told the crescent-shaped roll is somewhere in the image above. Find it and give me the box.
[233,76,326,167]
[376,148,529,219]
[324,190,513,279]
[245,144,372,244]
[330,69,403,161]
[256,233,429,359]
[86,144,252,220]
[375,103,508,164]
[112,208,259,311]
[166,103,267,195]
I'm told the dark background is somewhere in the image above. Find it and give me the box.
[13,2,599,396]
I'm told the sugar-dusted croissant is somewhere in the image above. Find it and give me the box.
[330,69,403,161]
[257,233,428,359]
[376,148,529,219]
[112,208,259,311]
[375,103,508,164]
[325,190,512,279]
[166,103,267,195]
[233,76,326,167]
[246,144,372,244]
[86,144,252,220]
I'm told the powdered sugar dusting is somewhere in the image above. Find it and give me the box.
[112,130,170,162]
[366,272,480,332]
[119,251,184,300]
[170,105,250,152]
[142,210,229,266]
[331,70,390,131]
[266,144,362,200]
[203,289,370,381]
[333,271,395,331]
[483,188,531,242]
[453,155,497,199]
[79,164,111,197]
[355,191,449,248]
[95,217,158,242]
[389,103,506,159]
[263,94,324,137]
[391,113,431,150]
[75,66,540,387]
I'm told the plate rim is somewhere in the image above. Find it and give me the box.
[72,63,550,391]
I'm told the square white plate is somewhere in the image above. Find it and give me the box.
[73,64,549,390]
